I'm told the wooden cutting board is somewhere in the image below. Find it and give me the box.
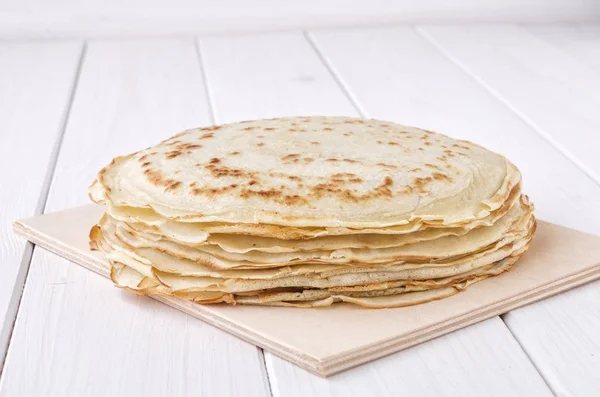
[14,205,600,377]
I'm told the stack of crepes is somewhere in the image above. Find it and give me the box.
[89,116,535,308]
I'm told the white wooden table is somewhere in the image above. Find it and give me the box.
[1,24,599,396]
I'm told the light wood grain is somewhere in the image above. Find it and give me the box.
[0,39,269,397]
[198,31,553,393]
[418,25,600,185]
[526,24,600,71]
[198,32,356,123]
[0,41,82,362]
[266,317,551,397]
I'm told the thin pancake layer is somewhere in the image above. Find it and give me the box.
[104,196,531,268]
[91,116,520,228]
[115,182,522,250]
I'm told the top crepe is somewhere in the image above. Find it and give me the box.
[92,116,519,228]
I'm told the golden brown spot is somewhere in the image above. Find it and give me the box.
[303,157,314,163]
[343,159,359,164]
[264,127,275,131]
[229,151,240,156]
[138,154,148,162]
[165,150,183,159]
[452,143,470,150]
[388,141,400,146]
[281,154,300,162]
[239,188,309,206]
[311,141,320,145]
[398,185,415,195]
[287,176,302,181]
[283,195,305,205]
[176,143,203,151]
[243,127,257,131]
[189,181,197,188]
[165,181,182,192]
[443,149,455,157]
[248,180,257,186]
[199,133,214,140]
[210,158,221,164]
[412,176,434,194]
[410,168,421,172]
[256,135,265,138]
[326,158,339,162]
[331,173,363,183]
[377,141,383,144]
[425,163,441,170]
[257,143,264,147]
[144,169,183,193]
[323,127,333,131]
[202,125,222,131]
[141,162,151,167]
[432,172,453,183]
[151,151,158,155]
[308,174,392,203]
[424,142,432,146]
[205,164,257,179]
[377,162,398,169]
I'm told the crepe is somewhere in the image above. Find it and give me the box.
[89,116,536,308]
[90,116,520,228]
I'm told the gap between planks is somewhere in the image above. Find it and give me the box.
[414,25,600,189]
[408,25,593,395]
[0,42,87,376]
[194,38,273,395]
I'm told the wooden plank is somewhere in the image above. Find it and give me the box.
[198,32,356,123]
[503,283,600,396]
[198,32,553,393]
[417,24,600,396]
[526,24,600,71]
[0,39,269,397]
[266,318,550,397]
[310,25,600,395]
[418,25,600,184]
[0,41,82,362]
